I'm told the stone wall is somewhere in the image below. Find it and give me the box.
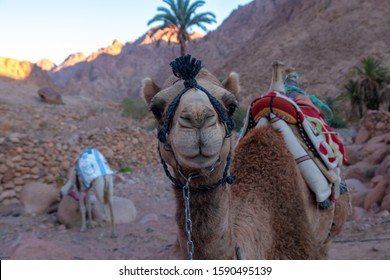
[0,126,159,205]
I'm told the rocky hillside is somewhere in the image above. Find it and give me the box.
[49,0,390,104]
[0,57,56,89]
[197,0,390,104]
[1,0,389,105]
[1,1,390,261]
[48,29,204,101]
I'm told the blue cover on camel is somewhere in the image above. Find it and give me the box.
[76,149,114,188]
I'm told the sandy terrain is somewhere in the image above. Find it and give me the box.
[1,85,389,261]
[1,164,390,260]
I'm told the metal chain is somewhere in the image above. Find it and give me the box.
[182,178,194,260]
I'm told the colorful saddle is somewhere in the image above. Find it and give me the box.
[237,90,347,204]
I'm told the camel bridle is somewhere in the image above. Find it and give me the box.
[155,55,237,260]
[156,55,236,190]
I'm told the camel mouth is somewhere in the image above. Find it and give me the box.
[170,126,225,167]
[176,153,221,171]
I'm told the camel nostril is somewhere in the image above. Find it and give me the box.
[179,112,199,128]
[180,108,216,129]
[204,112,217,127]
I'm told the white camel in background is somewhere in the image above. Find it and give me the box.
[60,148,116,238]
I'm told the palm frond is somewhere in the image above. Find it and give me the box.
[187,0,206,18]
[189,13,216,26]
[147,0,216,55]
[344,55,390,116]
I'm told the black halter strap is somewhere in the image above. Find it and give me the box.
[157,55,234,144]
[156,55,236,191]
[158,144,236,191]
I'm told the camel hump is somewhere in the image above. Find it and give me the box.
[268,60,285,93]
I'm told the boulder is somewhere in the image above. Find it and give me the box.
[344,161,374,182]
[37,87,63,104]
[10,238,73,260]
[366,134,388,145]
[57,195,136,227]
[20,182,59,215]
[366,146,390,164]
[351,206,367,221]
[344,144,363,165]
[93,196,136,225]
[381,194,390,211]
[355,126,371,144]
[362,142,388,158]
[56,195,81,228]
[375,155,390,177]
[385,133,390,144]
[371,175,384,186]
[364,179,388,210]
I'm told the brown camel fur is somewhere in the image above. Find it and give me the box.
[142,57,350,259]
[232,126,350,259]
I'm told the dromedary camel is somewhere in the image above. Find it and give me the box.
[60,148,116,238]
[142,55,350,259]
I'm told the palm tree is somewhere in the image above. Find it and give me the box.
[342,55,390,118]
[353,56,389,110]
[342,79,363,118]
[147,0,216,56]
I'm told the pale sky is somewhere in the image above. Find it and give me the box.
[0,0,253,65]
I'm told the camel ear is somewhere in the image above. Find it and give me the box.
[222,72,240,95]
[142,78,161,104]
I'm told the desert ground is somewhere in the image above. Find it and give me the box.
[1,164,390,260]
[1,90,390,260]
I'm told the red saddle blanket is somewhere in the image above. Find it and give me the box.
[237,91,347,203]
[248,91,347,168]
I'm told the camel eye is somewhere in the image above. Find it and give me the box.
[150,104,162,120]
[222,93,238,117]
[227,103,237,116]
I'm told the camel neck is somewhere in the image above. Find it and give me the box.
[174,182,236,259]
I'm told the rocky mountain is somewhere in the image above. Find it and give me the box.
[1,0,390,261]
[211,0,390,104]
[49,40,125,88]
[0,57,38,81]
[0,56,56,89]
[47,29,204,101]
[1,0,390,105]
[36,59,56,71]
[54,0,390,104]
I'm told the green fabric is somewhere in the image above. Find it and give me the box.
[284,73,334,121]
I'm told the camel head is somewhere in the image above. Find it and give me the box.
[143,55,240,184]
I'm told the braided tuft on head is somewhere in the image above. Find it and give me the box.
[170,55,202,88]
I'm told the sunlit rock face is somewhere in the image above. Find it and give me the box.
[36,59,56,71]
[0,56,33,80]
[140,27,203,45]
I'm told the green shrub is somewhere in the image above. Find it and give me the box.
[121,98,149,120]
[366,165,378,178]
[56,176,65,188]
[119,166,133,173]
[232,106,247,132]
[324,96,347,128]
[327,116,347,129]
[341,55,390,119]
[141,122,158,132]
